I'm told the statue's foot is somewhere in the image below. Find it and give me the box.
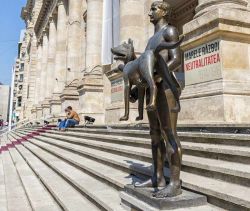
[146,104,156,111]
[153,183,182,198]
[134,177,166,188]
[135,116,143,121]
[119,116,129,121]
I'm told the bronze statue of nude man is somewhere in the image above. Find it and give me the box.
[135,1,183,198]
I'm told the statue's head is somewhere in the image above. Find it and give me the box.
[111,39,135,63]
[149,1,172,24]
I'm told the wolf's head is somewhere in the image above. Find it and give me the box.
[111,39,136,64]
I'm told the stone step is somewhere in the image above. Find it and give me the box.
[0,136,32,211]
[12,132,141,190]
[38,130,250,165]
[14,131,250,211]
[9,133,125,211]
[3,136,62,211]
[16,130,250,186]
[65,127,250,147]
[0,136,8,211]
[20,126,250,147]
[7,134,100,211]
[20,128,250,165]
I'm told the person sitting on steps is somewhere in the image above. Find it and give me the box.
[58,106,80,131]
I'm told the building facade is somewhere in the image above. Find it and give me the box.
[13,0,250,126]
[0,84,10,123]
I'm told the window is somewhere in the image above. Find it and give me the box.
[19,74,24,82]
[20,63,24,71]
[17,97,22,107]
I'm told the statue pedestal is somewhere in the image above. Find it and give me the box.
[120,185,207,211]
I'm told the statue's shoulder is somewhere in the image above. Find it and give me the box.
[162,25,179,41]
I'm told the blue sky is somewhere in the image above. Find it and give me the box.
[0,0,26,85]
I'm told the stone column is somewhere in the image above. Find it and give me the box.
[85,0,103,69]
[77,0,105,124]
[40,31,48,103]
[50,0,67,116]
[120,0,145,52]
[45,15,57,100]
[25,32,38,119]
[40,30,50,116]
[180,0,250,125]
[60,0,83,110]
[80,18,87,72]
[35,43,43,119]
[66,0,82,82]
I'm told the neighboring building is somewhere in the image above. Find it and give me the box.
[12,30,26,122]
[0,83,10,122]
[12,0,250,126]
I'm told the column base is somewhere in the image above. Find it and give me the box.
[35,105,43,120]
[60,84,80,111]
[41,99,51,117]
[50,94,62,117]
[31,106,37,120]
[77,76,105,124]
[180,7,250,125]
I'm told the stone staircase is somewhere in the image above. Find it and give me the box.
[0,125,250,211]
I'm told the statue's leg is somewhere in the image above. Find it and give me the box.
[120,75,131,121]
[157,55,181,112]
[135,89,166,188]
[153,82,182,198]
[136,87,145,121]
[139,51,157,111]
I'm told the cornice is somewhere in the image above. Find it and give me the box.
[35,0,58,42]
[21,0,43,29]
